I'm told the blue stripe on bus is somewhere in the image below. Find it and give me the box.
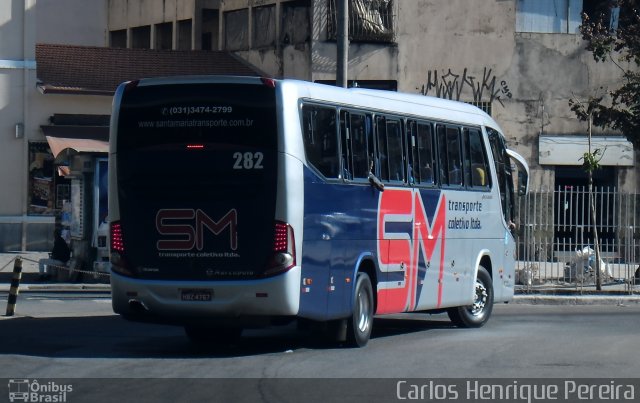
[298,167,445,320]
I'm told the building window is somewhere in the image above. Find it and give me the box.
[516,0,582,33]
[201,10,219,50]
[253,5,276,48]
[110,29,127,48]
[155,22,173,50]
[131,25,151,48]
[327,0,395,43]
[224,9,249,50]
[282,0,310,45]
[583,0,621,31]
[177,19,192,50]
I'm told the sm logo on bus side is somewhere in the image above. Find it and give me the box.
[155,209,238,251]
[376,188,447,313]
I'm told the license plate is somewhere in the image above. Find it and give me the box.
[181,289,213,301]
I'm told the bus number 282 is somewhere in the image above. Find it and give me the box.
[233,152,264,170]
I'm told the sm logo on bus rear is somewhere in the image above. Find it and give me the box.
[155,209,238,251]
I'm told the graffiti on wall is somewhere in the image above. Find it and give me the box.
[420,67,513,107]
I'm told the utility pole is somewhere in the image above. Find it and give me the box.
[336,0,348,88]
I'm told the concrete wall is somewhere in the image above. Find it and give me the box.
[108,0,214,49]
[108,0,196,29]
[0,0,36,221]
[234,0,311,79]
[106,0,310,78]
[311,0,637,191]
[311,0,397,82]
[37,0,107,45]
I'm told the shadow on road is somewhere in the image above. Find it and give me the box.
[0,313,456,358]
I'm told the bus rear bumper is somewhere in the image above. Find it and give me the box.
[110,267,301,327]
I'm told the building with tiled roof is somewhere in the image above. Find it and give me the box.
[0,0,266,252]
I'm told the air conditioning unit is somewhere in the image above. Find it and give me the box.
[71,155,94,173]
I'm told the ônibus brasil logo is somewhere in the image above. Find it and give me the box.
[155,208,238,251]
[8,379,73,402]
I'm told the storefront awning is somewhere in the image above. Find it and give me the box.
[539,136,634,166]
[45,136,109,161]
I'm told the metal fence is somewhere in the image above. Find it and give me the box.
[514,187,640,293]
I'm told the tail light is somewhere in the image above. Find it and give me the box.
[264,221,296,277]
[110,221,124,253]
[110,221,133,276]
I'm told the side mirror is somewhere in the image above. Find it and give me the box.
[506,149,529,196]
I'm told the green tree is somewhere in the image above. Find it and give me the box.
[569,96,605,290]
[579,0,640,147]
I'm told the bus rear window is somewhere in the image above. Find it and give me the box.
[117,83,276,151]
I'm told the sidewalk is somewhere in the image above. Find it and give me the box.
[1,252,639,304]
[0,251,110,293]
[514,265,640,304]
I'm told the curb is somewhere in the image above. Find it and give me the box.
[512,294,640,305]
[0,284,111,293]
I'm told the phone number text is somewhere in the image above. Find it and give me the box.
[162,106,233,116]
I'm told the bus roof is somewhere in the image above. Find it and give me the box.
[278,79,501,131]
[127,75,503,132]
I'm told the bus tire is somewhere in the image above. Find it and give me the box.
[184,325,242,344]
[447,265,493,328]
[346,272,374,347]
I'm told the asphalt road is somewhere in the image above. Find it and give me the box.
[1,294,639,402]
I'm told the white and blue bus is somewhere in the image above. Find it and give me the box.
[109,76,529,347]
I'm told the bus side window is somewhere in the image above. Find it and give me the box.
[349,113,371,180]
[416,122,435,185]
[465,128,490,189]
[407,120,418,185]
[445,126,463,187]
[386,118,404,183]
[302,104,339,179]
[375,116,389,181]
[365,115,374,174]
[340,110,353,180]
[436,125,446,186]
[487,127,515,225]
[436,124,463,187]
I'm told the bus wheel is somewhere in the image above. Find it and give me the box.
[447,266,493,328]
[184,325,242,344]
[346,272,374,347]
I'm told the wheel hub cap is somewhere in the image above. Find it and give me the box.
[471,280,488,316]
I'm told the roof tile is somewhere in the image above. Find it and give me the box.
[36,43,262,95]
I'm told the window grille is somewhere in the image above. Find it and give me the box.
[327,0,395,43]
[466,101,492,116]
